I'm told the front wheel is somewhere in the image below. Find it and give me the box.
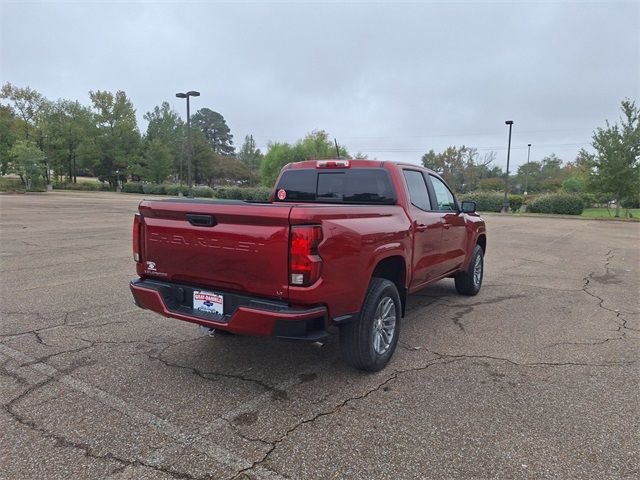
[340,278,401,372]
[454,245,484,296]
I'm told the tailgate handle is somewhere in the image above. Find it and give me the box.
[186,214,216,227]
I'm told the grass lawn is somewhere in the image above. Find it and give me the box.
[581,207,640,219]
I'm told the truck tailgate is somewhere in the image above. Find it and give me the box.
[138,199,292,300]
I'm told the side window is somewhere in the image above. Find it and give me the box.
[429,175,457,211]
[403,170,431,211]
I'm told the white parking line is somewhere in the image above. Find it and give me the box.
[0,342,287,480]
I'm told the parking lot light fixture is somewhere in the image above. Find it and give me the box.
[524,143,532,200]
[175,90,201,198]
[501,120,514,214]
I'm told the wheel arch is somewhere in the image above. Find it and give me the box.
[370,255,408,317]
[477,233,487,253]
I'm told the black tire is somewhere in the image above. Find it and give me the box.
[340,278,401,372]
[454,244,484,296]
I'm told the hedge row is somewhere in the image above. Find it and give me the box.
[458,192,524,213]
[121,182,272,201]
[53,181,111,191]
[527,193,584,215]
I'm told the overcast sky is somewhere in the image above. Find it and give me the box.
[1,0,638,170]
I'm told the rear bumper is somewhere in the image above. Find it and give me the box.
[130,279,328,341]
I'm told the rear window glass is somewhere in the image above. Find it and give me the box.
[275,168,396,204]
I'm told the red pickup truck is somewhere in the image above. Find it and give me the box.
[130,159,486,371]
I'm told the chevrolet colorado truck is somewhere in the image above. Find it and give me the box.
[130,159,486,371]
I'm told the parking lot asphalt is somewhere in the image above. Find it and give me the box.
[0,191,638,479]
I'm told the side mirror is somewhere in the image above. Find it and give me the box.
[460,201,477,213]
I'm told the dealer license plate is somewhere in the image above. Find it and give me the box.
[193,290,223,315]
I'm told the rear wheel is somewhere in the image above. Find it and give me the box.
[454,245,484,296]
[340,278,401,372]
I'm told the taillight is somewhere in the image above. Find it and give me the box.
[133,214,141,262]
[289,225,323,286]
[316,160,350,169]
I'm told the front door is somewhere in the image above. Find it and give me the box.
[427,174,467,274]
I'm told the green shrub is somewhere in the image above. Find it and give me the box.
[0,177,26,192]
[508,194,523,213]
[459,191,504,212]
[241,187,272,201]
[122,182,144,193]
[142,183,166,195]
[192,186,214,198]
[213,186,241,199]
[165,184,188,196]
[52,181,110,191]
[528,193,584,215]
[578,192,597,208]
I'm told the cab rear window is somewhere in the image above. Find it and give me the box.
[275,168,396,204]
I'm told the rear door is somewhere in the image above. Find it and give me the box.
[426,174,467,274]
[139,200,292,300]
[402,169,443,288]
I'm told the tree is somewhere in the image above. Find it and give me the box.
[238,134,263,169]
[589,99,640,217]
[421,146,496,192]
[43,99,94,182]
[144,102,184,182]
[191,108,234,155]
[261,142,298,187]
[143,139,173,183]
[260,130,349,186]
[0,83,45,140]
[0,105,18,174]
[562,176,586,193]
[89,90,141,188]
[9,140,45,189]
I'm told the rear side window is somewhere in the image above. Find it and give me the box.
[403,170,431,211]
[275,168,396,204]
[274,170,316,201]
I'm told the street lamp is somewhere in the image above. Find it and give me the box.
[501,120,514,214]
[524,143,532,200]
[175,90,200,198]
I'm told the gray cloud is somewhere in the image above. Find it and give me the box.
[1,0,638,169]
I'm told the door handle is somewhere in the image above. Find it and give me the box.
[186,214,216,227]
[443,223,451,229]
[416,223,429,232]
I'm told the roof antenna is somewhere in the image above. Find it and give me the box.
[334,138,341,159]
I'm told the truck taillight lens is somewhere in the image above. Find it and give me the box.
[316,160,350,168]
[133,214,141,262]
[289,225,322,286]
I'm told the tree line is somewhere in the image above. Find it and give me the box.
[0,83,263,189]
[420,100,639,216]
[1,82,637,216]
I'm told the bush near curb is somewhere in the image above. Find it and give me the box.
[192,186,214,198]
[142,183,166,195]
[53,181,110,191]
[165,184,188,196]
[122,182,144,193]
[458,191,504,212]
[508,194,523,212]
[528,193,584,215]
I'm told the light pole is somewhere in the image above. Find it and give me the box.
[501,120,514,214]
[175,90,200,198]
[524,143,532,200]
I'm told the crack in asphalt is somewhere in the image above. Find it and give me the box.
[425,349,637,368]
[1,356,204,480]
[227,358,459,480]
[440,295,528,332]
[148,345,288,400]
[581,249,636,342]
